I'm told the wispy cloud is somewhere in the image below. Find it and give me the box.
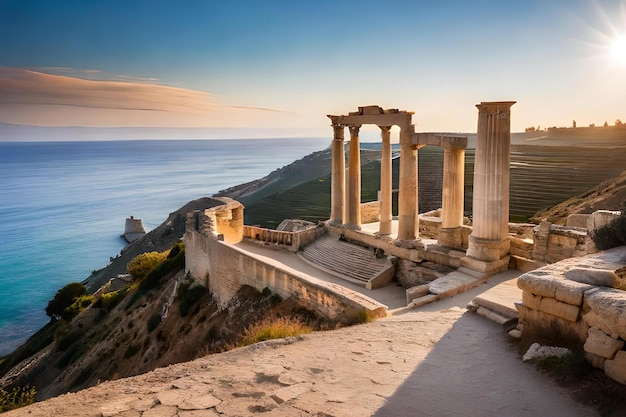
[0,67,294,128]
[116,74,160,82]
[34,67,102,76]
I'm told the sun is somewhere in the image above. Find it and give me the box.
[610,34,626,66]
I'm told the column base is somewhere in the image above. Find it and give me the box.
[328,218,343,227]
[466,235,510,262]
[459,256,510,277]
[343,223,362,231]
[378,220,392,236]
[438,227,463,249]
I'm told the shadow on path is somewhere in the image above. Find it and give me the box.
[373,312,595,417]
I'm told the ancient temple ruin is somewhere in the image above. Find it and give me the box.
[327,102,515,276]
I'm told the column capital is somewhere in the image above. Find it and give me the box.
[379,125,392,133]
[475,101,516,119]
[348,125,361,135]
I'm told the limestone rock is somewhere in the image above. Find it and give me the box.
[584,287,626,341]
[522,291,541,310]
[583,327,624,359]
[565,267,626,290]
[522,343,571,362]
[538,297,580,322]
[406,285,430,304]
[395,260,451,288]
[585,352,606,370]
[276,219,316,232]
[605,350,626,385]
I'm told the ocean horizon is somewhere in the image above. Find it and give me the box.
[0,138,330,356]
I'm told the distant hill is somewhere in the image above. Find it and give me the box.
[531,170,626,224]
[222,131,626,227]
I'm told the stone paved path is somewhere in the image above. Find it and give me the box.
[6,306,596,417]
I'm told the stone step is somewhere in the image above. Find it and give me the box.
[471,278,521,320]
[298,235,393,288]
[428,271,488,298]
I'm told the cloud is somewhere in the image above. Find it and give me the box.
[0,67,297,128]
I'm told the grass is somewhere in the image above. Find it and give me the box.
[536,352,626,417]
[240,316,312,347]
[0,385,36,412]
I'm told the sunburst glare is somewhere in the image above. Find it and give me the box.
[610,34,626,66]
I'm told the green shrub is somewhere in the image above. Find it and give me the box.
[141,245,185,290]
[94,287,129,311]
[45,282,87,320]
[62,295,95,321]
[127,242,185,290]
[127,251,169,282]
[0,385,36,412]
[593,204,626,251]
[147,314,161,332]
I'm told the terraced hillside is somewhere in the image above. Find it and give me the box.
[232,140,626,228]
[509,145,626,217]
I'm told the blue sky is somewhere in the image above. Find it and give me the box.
[1,0,625,137]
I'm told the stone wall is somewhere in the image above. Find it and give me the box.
[517,247,626,385]
[243,224,325,252]
[184,201,386,320]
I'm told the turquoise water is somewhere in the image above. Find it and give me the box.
[0,138,329,355]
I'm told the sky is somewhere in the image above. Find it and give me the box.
[1,0,626,138]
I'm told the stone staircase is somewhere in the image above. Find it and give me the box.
[298,235,394,289]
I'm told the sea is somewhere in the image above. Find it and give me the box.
[0,138,330,356]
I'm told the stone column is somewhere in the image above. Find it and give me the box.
[329,124,345,226]
[379,126,392,235]
[463,101,515,275]
[397,125,418,241]
[346,125,361,229]
[438,144,465,248]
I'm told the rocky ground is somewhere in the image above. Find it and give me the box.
[4,304,602,417]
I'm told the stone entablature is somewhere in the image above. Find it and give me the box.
[517,247,626,385]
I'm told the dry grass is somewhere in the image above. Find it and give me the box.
[240,316,313,347]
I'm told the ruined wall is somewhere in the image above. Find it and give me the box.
[184,202,385,319]
[243,224,325,252]
[517,247,626,385]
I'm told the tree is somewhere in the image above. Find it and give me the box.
[572,120,577,128]
[616,119,623,127]
[604,121,609,127]
[45,282,86,320]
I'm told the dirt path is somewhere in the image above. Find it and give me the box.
[5,307,595,417]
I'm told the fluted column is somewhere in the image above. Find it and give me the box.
[346,125,361,229]
[397,124,417,240]
[466,101,515,262]
[329,124,345,226]
[379,126,392,235]
[438,145,465,248]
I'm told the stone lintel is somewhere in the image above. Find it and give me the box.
[330,113,412,129]
[414,133,468,149]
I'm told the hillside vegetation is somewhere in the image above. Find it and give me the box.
[0,243,337,401]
